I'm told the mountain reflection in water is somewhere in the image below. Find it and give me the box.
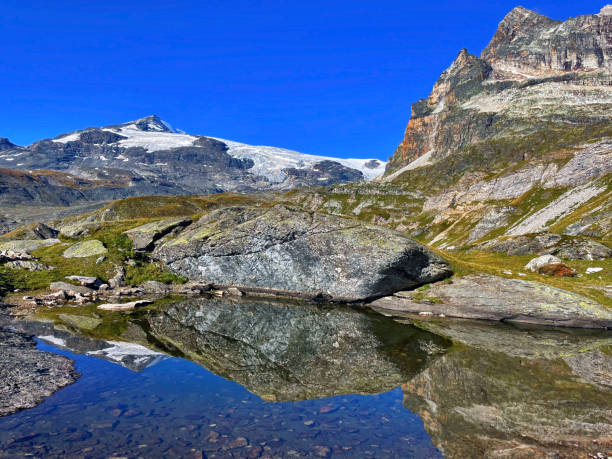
[3,296,612,458]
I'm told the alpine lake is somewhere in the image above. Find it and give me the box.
[1,294,611,458]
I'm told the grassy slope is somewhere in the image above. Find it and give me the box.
[0,187,609,309]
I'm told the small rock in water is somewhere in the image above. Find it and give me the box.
[226,287,244,297]
[97,300,153,311]
[318,405,337,414]
[229,437,248,448]
[65,275,101,288]
[311,445,332,457]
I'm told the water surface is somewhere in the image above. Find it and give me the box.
[2,296,611,458]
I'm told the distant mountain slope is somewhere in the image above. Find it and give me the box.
[0,115,385,202]
[284,6,612,258]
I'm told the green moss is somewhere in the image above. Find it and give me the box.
[125,262,187,285]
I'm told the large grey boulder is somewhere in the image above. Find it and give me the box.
[153,205,452,301]
[371,274,612,328]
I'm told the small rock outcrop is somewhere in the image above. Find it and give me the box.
[62,240,107,258]
[153,205,452,301]
[124,217,192,251]
[371,274,612,328]
[525,254,562,272]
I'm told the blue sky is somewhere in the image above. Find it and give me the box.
[1,1,604,160]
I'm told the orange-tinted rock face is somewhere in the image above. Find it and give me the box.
[385,50,493,173]
[537,263,577,277]
[384,6,612,177]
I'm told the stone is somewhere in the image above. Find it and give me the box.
[153,205,452,301]
[65,276,102,288]
[95,256,105,264]
[140,280,171,295]
[108,265,125,289]
[0,239,60,253]
[58,314,102,330]
[62,240,107,258]
[537,263,576,277]
[4,260,54,271]
[226,287,244,297]
[124,218,192,251]
[49,281,95,296]
[525,254,562,272]
[97,300,153,311]
[371,274,612,328]
[551,239,612,260]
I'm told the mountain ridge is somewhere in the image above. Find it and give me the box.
[0,115,385,204]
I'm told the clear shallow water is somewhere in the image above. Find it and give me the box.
[0,339,442,458]
[2,295,612,458]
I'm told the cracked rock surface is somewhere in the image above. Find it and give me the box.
[153,205,452,300]
[371,273,612,328]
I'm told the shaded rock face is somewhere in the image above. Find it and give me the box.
[0,138,18,151]
[402,342,612,458]
[478,233,612,260]
[281,160,364,187]
[386,49,493,173]
[139,297,451,401]
[0,326,78,417]
[482,6,612,74]
[371,274,612,328]
[153,205,452,300]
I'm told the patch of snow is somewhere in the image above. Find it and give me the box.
[212,137,386,182]
[586,267,603,274]
[38,335,66,347]
[99,155,108,161]
[105,124,197,152]
[383,150,435,182]
[53,132,81,143]
[88,341,168,370]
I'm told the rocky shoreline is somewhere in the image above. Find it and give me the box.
[0,313,79,417]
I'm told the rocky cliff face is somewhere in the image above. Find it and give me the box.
[290,6,610,255]
[386,6,611,177]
